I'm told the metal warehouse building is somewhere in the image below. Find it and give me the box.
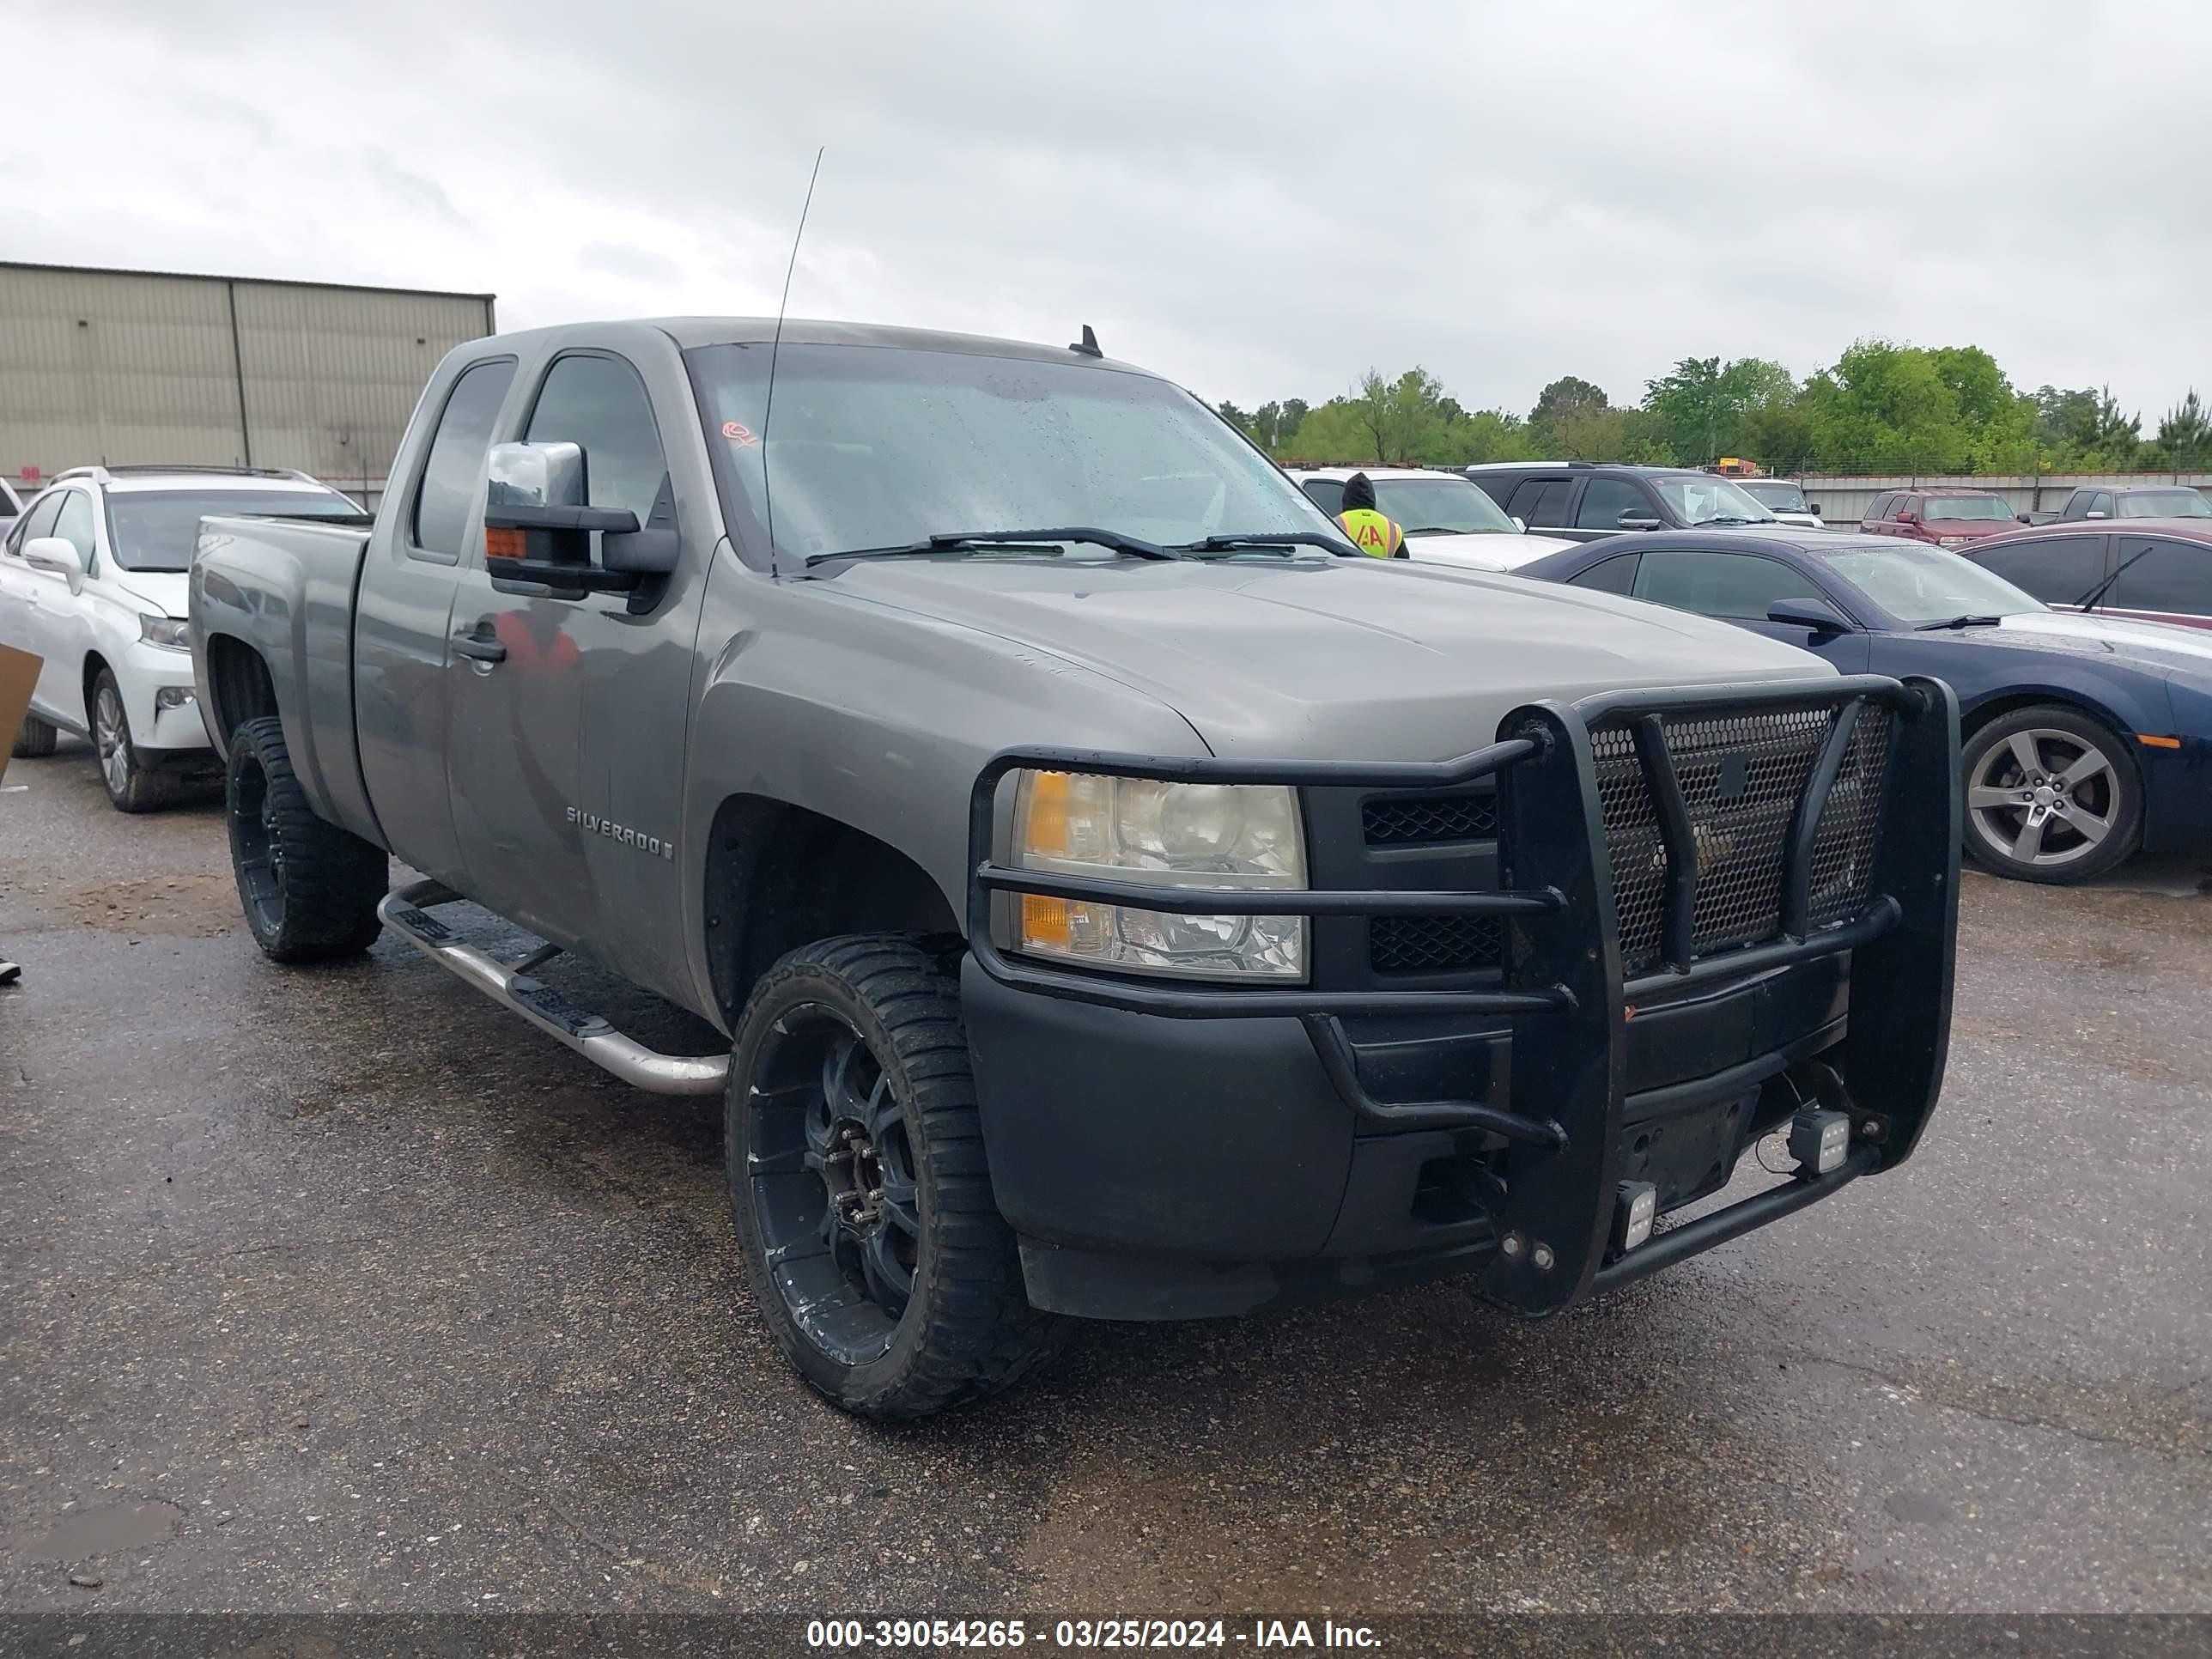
[0,261,495,506]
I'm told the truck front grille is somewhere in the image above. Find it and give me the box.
[1362,788,1498,846]
[1590,705,1892,976]
[1370,914,1504,975]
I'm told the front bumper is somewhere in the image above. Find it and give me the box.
[963,675,1960,1321]
[119,640,214,755]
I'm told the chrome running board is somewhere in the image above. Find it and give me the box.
[377,878,728,1097]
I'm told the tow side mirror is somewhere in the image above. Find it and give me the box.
[22,536,85,592]
[482,441,678,598]
[1767,596,1852,636]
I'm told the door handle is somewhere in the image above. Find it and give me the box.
[453,629,507,665]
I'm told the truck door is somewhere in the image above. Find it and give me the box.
[356,355,520,890]
[444,343,708,997]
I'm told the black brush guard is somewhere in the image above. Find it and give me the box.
[966,674,1960,1316]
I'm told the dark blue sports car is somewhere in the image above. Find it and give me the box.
[1516,530,2212,884]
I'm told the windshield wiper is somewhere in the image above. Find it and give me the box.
[1913,614,2007,631]
[1176,532,1355,557]
[805,527,1181,568]
[1692,515,1776,527]
[1399,526,1476,537]
[2072,546,2153,611]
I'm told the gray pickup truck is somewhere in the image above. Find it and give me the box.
[190,317,1960,1418]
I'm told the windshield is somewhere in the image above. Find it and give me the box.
[1369,477,1519,535]
[1825,543,2044,624]
[2118,489,2212,519]
[1922,495,2014,522]
[687,343,1344,562]
[109,489,366,572]
[1650,475,1775,524]
[1738,480,1808,512]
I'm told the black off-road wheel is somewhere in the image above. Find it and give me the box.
[226,715,387,963]
[11,712,58,759]
[726,935,1071,1419]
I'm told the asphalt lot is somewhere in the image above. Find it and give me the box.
[2,738,2208,1616]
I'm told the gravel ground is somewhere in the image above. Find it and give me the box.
[2,738,2207,1617]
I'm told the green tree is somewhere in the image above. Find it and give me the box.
[2159,390,2212,469]
[1643,356,1798,466]
[1277,399,1309,452]
[2084,386,2142,468]
[1249,401,1283,452]
[1530,375,1610,430]
[1215,400,1253,436]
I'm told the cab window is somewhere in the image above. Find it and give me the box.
[1573,477,1647,530]
[412,357,519,562]
[1568,552,1639,594]
[1300,478,1346,517]
[2108,538,2212,616]
[1507,477,1570,527]
[52,490,98,574]
[1633,550,1825,619]
[1973,535,2106,606]
[524,352,671,535]
[8,492,63,555]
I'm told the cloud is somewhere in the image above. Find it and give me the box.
[15,0,2212,422]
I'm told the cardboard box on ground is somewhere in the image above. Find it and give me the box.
[0,641,39,786]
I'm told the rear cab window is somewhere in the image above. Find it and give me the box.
[1568,552,1639,593]
[411,357,520,562]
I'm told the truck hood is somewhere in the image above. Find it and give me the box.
[110,569,190,618]
[814,556,1833,760]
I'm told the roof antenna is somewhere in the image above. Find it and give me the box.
[1069,324,1102,358]
[762,145,824,574]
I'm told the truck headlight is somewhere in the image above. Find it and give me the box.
[139,614,191,651]
[1010,770,1307,981]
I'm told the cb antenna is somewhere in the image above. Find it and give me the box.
[761,145,824,574]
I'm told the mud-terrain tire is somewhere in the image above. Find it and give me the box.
[726,934,1072,1419]
[11,712,58,759]
[226,715,387,963]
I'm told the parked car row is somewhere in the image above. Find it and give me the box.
[1517,528,2212,884]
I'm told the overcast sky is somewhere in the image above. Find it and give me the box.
[14,0,2210,424]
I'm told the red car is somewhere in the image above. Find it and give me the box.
[1858,488,2021,548]
[1965,519,2212,631]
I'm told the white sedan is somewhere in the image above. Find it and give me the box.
[1,465,366,811]
[1287,466,1581,570]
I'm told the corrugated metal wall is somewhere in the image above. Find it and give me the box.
[0,263,495,497]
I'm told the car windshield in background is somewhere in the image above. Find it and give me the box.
[687,343,1340,561]
[1740,480,1808,512]
[109,489,366,572]
[1651,475,1775,524]
[1370,477,1520,535]
[2118,489,2212,518]
[1923,495,2014,522]
[1826,543,2045,624]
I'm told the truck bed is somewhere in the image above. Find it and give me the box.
[190,514,380,843]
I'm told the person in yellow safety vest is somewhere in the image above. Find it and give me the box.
[1334,471,1407,558]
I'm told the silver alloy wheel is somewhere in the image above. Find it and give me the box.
[1966,726,2118,869]
[94,683,131,798]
